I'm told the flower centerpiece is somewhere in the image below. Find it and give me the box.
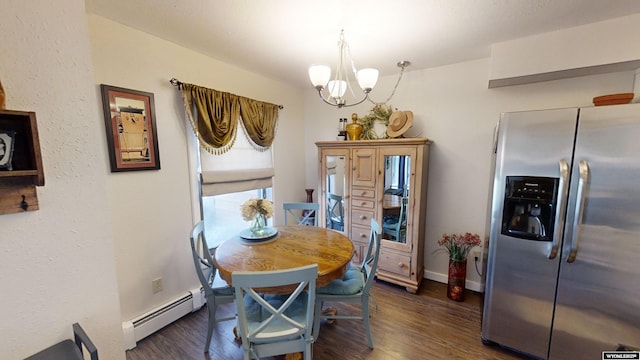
[241,198,274,236]
[438,232,481,302]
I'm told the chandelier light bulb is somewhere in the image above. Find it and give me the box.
[327,80,347,99]
[309,65,331,88]
[357,68,379,92]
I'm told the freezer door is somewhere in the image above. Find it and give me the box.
[482,108,578,359]
[550,104,640,359]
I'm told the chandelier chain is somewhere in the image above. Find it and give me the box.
[367,64,407,106]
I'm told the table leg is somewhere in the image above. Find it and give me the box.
[233,326,241,343]
[321,307,337,324]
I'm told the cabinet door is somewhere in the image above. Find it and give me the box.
[319,148,350,234]
[352,148,376,187]
[378,146,417,253]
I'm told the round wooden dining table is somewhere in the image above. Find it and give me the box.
[214,225,354,292]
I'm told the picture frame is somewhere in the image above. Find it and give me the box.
[100,84,160,172]
[0,129,16,170]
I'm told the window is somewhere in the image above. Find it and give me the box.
[197,124,274,247]
[179,83,279,249]
[202,188,272,247]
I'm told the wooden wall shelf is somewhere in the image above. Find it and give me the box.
[0,109,44,215]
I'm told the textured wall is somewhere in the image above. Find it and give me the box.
[0,0,124,359]
[88,15,306,322]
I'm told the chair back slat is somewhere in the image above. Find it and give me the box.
[190,222,215,293]
[283,202,319,226]
[362,219,382,294]
[326,193,344,230]
[382,197,408,242]
[189,221,236,352]
[233,264,318,359]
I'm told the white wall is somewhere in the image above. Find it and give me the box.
[303,32,638,291]
[490,13,640,84]
[88,15,306,322]
[0,1,124,359]
[2,4,639,358]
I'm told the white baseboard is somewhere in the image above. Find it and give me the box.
[424,271,485,293]
[123,287,204,350]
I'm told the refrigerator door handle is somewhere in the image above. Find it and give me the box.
[492,119,501,154]
[549,159,569,259]
[567,160,589,263]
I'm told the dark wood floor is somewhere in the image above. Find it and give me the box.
[126,279,528,360]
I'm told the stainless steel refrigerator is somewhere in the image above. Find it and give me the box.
[481,103,640,359]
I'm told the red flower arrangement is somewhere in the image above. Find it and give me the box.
[438,232,481,261]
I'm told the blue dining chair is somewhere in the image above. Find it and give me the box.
[283,202,319,226]
[189,221,236,353]
[233,264,318,360]
[312,218,382,349]
[326,193,344,231]
[382,197,408,242]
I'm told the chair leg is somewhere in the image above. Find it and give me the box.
[204,302,216,352]
[312,299,324,342]
[305,343,312,360]
[362,296,373,349]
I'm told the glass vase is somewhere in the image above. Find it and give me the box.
[250,213,267,236]
[447,259,466,302]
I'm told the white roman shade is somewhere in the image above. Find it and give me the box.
[199,123,274,196]
[201,168,274,196]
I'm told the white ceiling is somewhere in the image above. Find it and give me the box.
[85,0,640,88]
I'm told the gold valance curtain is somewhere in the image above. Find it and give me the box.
[181,83,279,154]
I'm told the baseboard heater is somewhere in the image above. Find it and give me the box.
[122,287,205,350]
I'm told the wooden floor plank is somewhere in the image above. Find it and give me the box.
[126,280,528,360]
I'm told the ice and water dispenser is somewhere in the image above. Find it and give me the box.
[501,176,559,241]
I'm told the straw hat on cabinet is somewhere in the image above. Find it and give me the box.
[386,111,414,138]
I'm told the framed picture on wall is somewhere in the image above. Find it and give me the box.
[100,84,161,172]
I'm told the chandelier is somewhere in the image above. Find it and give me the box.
[308,30,410,108]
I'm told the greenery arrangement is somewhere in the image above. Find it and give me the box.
[438,232,481,261]
[240,198,274,221]
[359,104,395,140]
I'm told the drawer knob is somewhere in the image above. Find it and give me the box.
[361,202,366,206]
[398,262,406,268]
[360,215,366,220]
[360,233,366,238]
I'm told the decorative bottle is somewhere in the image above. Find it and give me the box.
[301,189,315,226]
[337,118,346,140]
[336,118,341,139]
[346,113,363,141]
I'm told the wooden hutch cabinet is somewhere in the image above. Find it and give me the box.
[316,138,431,293]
